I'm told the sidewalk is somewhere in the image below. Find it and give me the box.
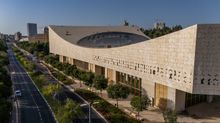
[70,78,165,123]
[16,44,220,123]
[46,65,220,123]
[18,49,220,122]
[69,79,220,123]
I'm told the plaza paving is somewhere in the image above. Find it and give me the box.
[43,62,220,123]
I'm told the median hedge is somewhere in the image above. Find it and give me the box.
[75,89,141,123]
[17,41,142,123]
[13,46,83,123]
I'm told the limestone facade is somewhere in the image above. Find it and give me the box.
[49,24,220,110]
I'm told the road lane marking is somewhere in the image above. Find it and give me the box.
[17,69,44,123]
[12,56,44,123]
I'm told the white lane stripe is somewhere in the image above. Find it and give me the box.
[16,100,20,123]
[15,44,58,123]
[9,53,19,123]
[13,54,44,123]
[18,70,44,123]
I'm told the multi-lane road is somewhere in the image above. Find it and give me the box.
[8,42,107,123]
[27,47,107,123]
[8,43,57,123]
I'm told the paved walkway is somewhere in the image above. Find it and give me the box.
[70,80,220,123]
[39,60,220,123]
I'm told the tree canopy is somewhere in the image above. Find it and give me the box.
[107,83,130,107]
[58,98,84,123]
[0,40,12,123]
[142,25,183,39]
[130,95,151,115]
[163,109,177,123]
[93,75,108,93]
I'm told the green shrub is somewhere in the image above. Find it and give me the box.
[75,89,141,123]
[0,100,12,123]
[0,40,12,123]
[163,109,177,123]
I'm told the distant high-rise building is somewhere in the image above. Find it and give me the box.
[28,26,49,42]
[154,22,166,29]
[27,23,37,36]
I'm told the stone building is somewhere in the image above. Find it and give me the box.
[49,24,220,111]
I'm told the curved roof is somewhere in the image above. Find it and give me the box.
[49,25,150,48]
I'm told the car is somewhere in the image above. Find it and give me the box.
[15,90,22,97]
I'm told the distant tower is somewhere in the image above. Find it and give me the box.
[27,23,37,36]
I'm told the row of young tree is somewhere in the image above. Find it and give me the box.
[123,20,182,39]
[14,46,84,123]
[17,41,177,122]
[17,42,153,117]
[0,40,12,123]
[17,41,49,58]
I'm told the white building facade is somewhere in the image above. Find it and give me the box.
[49,24,220,111]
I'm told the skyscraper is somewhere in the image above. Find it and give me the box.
[27,23,37,36]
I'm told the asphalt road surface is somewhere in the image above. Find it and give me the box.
[10,43,107,123]
[8,43,57,123]
[32,52,107,123]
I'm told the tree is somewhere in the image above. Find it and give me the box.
[141,95,151,109]
[25,61,36,72]
[83,72,94,88]
[143,25,183,39]
[163,109,177,123]
[93,75,108,95]
[107,83,130,107]
[130,95,151,115]
[43,83,62,96]
[0,100,12,123]
[0,82,11,98]
[0,51,9,65]
[78,71,86,87]
[34,74,48,87]
[124,20,129,26]
[172,25,182,31]
[58,98,84,123]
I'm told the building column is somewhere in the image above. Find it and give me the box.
[59,55,63,63]
[167,87,176,110]
[207,95,214,103]
[141,79,155,103]
[88,63,95,72]
[167,87,186,111]
[112,70,116,82]
[69,58,73,65]
[175,90,186,111]
[105,68,108,78]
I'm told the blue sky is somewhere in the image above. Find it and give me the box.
[0,0,220,35]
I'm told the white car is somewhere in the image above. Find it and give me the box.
[15,90,22,97]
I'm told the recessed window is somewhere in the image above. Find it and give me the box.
[169,74,172,79]
[208,79,211,85]
[153,70,156,75]
[201,78,204,84]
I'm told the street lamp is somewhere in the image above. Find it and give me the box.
[89,101,99,123]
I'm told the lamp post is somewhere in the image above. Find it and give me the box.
[89,101,99,123]
[89,102,92,123]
